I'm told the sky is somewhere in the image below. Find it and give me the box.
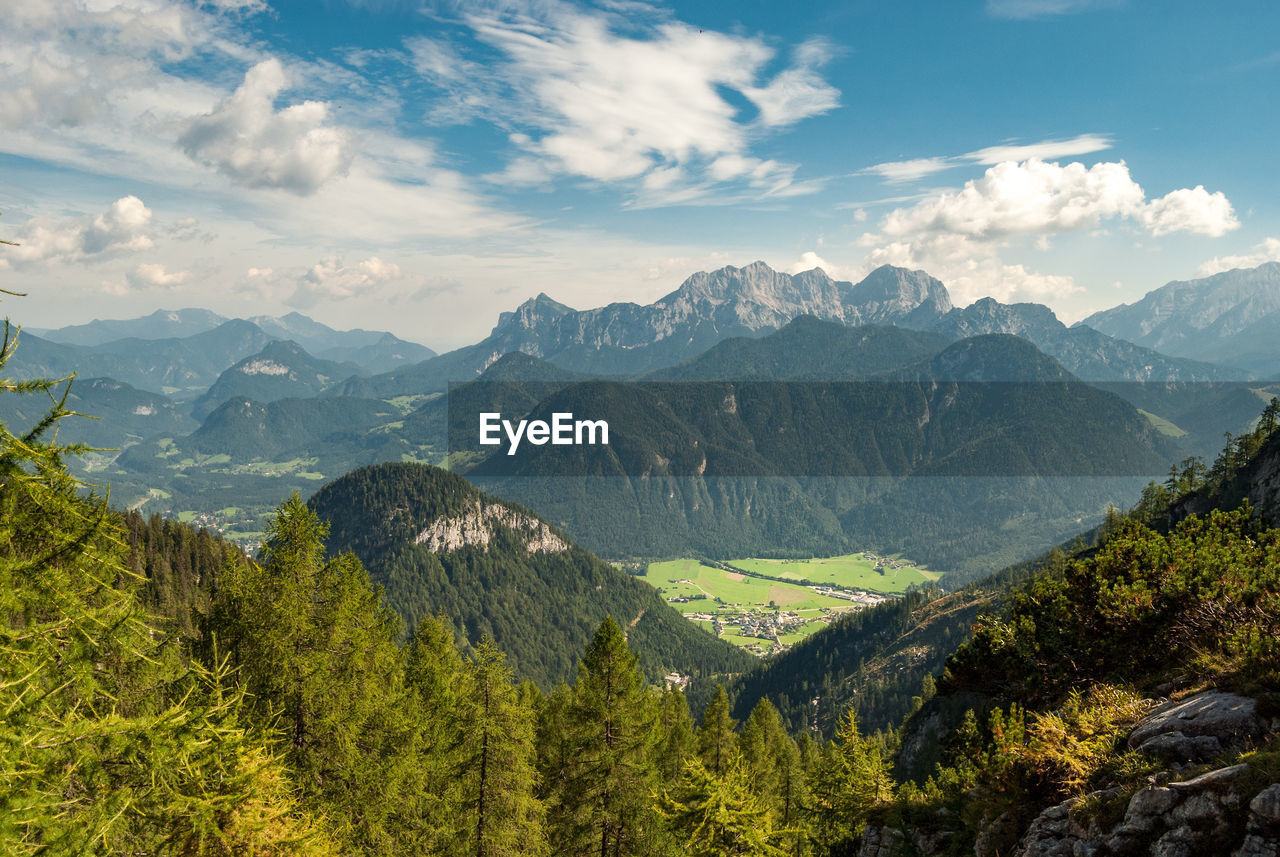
[1,0,1277,349]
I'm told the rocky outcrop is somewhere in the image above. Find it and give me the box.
[1017,764,1280,857]
[1128,692,1271,766]
[413,499,568,554]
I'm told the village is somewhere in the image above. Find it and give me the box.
[677,587,890,657]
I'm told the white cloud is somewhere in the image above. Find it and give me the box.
[967,134,1114,165]
[742,38,841,127]
[241,256,404,308]
[855,158,1237,306]
[423,1,838,202]
[986,0,1120,19]
[877,159,1236,241]
[862,134,1113,184]
[862,157,954,183]
[180,59,355,194]
[128,262,190,287]
[1198,237,1280,276]
[1139,186,1239,237]
[4,197,154,268]
[880,159,1147,240]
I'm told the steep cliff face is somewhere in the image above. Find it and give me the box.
[1083,262,1280,374]
[480,261,953,374]
[412,499,568,554]
[1170,423,1280,526]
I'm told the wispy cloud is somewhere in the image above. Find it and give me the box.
[411,0,840,204]
[985,0,1121,20]
[861,133,1114,183]
[1198,238,1280,276]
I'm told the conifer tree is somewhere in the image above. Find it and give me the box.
[810,709,893,848]
[404,613,464,846]
[214,493,413,854]
[0,318,330,854]
[655,687,697,783]
[697,685,737,776]
[660,753,787,857]
[448,637,546,857]
[550,617,660,857]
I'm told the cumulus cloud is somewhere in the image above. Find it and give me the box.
[240,256,402,308]
[877,159,1237,241]
[418,2,838,203]
[4,197,154,268]
[0,55,101,130]
[180,59,355,194]
[128,262,190,287]
[1140,186,1239,237]
[1198,237,1280,276]
[855,158,1237,305]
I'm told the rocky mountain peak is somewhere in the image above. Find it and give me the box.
[849,265,954,324]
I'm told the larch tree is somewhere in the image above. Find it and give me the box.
[550,617,660,857]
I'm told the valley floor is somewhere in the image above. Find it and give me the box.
[643,552,940,655]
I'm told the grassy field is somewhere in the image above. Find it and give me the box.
[642,559,863,654]
[642,559,854,612]
[1137,409,1189,438]
[729,553,940,593]
[643,553,942,654]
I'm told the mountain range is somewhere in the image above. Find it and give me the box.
[1083,261,1280,376]
[15,258,1280,575]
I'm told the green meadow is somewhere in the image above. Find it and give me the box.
[729,553,940,593]
[642,559,854,613]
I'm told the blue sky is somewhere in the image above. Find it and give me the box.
[1,0,1277,348]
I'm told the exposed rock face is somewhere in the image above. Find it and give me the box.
[863,691,1280,857]
[1016,764,1280,857]
[413,499,568,554]
[1082,261,1280,374]
[1128,692,1270,765]
[1171,429,1280,527]
[480,262,953,375]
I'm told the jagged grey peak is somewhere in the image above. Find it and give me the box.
[481,262,954,371]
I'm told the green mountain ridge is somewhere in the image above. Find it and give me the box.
[306,461,754,688]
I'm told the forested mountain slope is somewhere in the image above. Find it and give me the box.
[307,461,754,687]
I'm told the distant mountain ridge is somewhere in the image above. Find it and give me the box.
[336,261,1238,401]
[191,340,361,420]
[483,261,955,375]
[29,309,436,383]
[1082,261,1280,375]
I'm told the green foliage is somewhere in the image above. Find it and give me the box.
[307,462,753,688]
[659,754,788,857]
[446,637,546,857]
[0,319,329,855]
[698,686,738,776]
[944,506,1280,703]
[545,617,661,857]
[809,710,894,850]
[212,493,416,854]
